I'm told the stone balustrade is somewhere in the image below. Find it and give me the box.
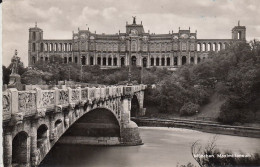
[2,84,146,122]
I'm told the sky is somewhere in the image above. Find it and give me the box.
[2,0,260,67]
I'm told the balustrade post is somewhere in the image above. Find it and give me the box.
[9,88,24,126]
[34,88,46,118]
[9,88,18,114]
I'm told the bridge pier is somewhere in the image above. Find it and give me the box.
[30,121,38,167]
[4,130,12,167]
[120,96,142,145]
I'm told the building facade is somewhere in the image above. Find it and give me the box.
[28,18,246,69]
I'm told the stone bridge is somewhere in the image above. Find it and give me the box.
[2,84,146,167]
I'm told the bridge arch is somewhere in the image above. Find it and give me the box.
[12,131,30,166]
[63,108,121,143]
[37,124,49,149]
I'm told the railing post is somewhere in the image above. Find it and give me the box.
[9,88,23,126]
[53,87,62,113]
[34,88,46,118]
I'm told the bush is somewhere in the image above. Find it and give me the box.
[218,98,256,124]
[180,102,200,116]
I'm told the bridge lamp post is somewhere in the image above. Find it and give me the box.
[80,56,83,82]
[128,37,132,85]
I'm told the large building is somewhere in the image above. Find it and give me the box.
[28,18,246,69]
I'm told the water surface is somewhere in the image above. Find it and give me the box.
[40,127,260,167]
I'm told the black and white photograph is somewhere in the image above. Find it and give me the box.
[1,0,260,166]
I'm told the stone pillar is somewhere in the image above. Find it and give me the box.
[101,55,103,67]
[178,55,181,66]
[195,53,198,65]
[3,129,12,167]
[49,114,56,141]
[120,87,142,145]
[138,91,146,116]
[147,53,150,68]
[31,120,38,167]
[159,55,162,66]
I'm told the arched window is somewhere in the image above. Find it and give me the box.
[54,43,57,52]
[103,57,107,66]
[49,43,53,51]
[40,57,43,61]
[108,57,112,66]
[182,56,187,65]
[113,57,117,66]
[213,43,216,51]
[40,43,44,52]
[74,57,78,63]
[161,57,165,66]
[190,57,194,64]
[131,56,137,66]
[82,56,86,65]
[60,43,63,51]
[64,57,68,64]
[156,57,159,66]
[69,43,72,51]
[121,57,125,66]
[90,56,94,65]
[45,43,48,51]
[32,32,36,40]
[64,43,67,52]
[238,31,241,40]
[207,43,211,51]
[45,57,48,62]
[32,56,36,64]
[12,132,29,165]
[151,57,154,66]
[55,119,62,128]
[32,43,36,52]
[218,43,222,51]
[197,43,201,51]
[167,57,170,66]
[97,57,101,65]
[174,57,178,66]
[143,58,147,67]
[202,43,206,52]
[197,57,201,63]
[69,57,72,63]
[37,125,48,149]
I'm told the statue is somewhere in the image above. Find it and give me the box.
[8,49,23,90]
[11,49,20,74]
[132,16,136,24]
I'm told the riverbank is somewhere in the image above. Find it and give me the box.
[132,117,260,138]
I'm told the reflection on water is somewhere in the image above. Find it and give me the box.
[40,127,260,167]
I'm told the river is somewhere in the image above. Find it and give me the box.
[40,127,260,167]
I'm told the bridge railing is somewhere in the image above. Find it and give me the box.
[2,84,146,122]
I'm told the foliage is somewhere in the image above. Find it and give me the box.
[180,102,200,116]
[2,65,11,85]
[21,69,52,85]
[189,136,260,167]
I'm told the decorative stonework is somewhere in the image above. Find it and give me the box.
[58,90,69,105]
[81,89,88,100]
[2,93,10,113]
[18,92,36,111]
[71,89,80,101]
[41,91,55,108]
